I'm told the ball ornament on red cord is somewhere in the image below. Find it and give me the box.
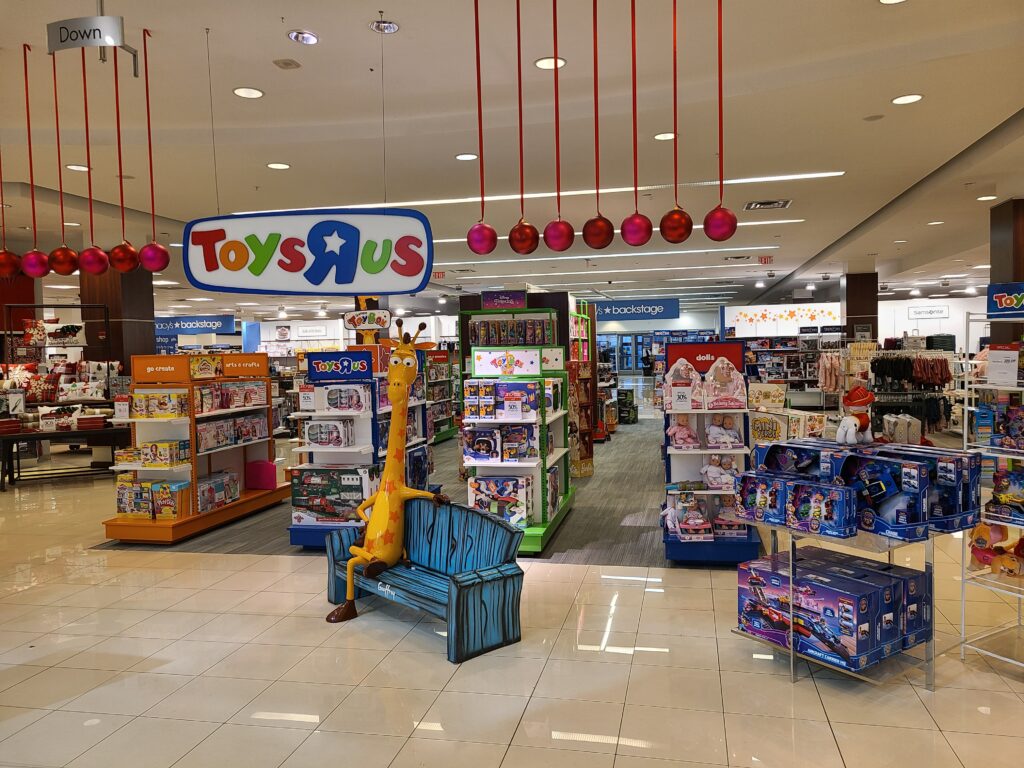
[582,215,614,249]
[110,241,140,273]
[49,246,79,276]
[542,219,574,252]
[508,220,539,255]
[659,208,693,244]
[21,249,50,279]
[703,205,738,242]
[467,222,498,255]
[620,212,653,247]
[79,247,109,276]
[139,241,171,272]
[0,250,21,279]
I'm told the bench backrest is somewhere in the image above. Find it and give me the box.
[404,499,524,575]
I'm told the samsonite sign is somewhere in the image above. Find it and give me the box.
[183,208,433,296]
[595,300,679,321]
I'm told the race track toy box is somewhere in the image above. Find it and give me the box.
[737,555,894,671]
[289,464,380,525]
[468,475,533,528]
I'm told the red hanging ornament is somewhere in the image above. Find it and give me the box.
[22,44,43,275]
[660,0,693,245]
[49,54,78,276]
[543,0,573,252]
[21,249,49,278]
[703,0,737,242]
[49,245,79,276]
[140,30,168,271]
[507,0,538,256]
[110,241,139,272]
[139,241,170,272]
[466,0,495,255]
[79,246,109,276]
[110,48,139,271]
[0,250,20,279]
[621,0,652,247]
[582,0,613,250]
[509,220,539,255]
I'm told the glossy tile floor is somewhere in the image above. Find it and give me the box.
[0,468,1019,767]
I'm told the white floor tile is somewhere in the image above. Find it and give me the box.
[321,619,414,651]
[918,686,1024,735]
[61,670,192,715]
[131,639,242,675]
[815,674,936,729]
[117,610,218,640]
[617,704,727,763]
[414,690,529,743]
[630,634,719,670]
[627,665,723,711]
[390,737,507,768]
[562,603,641,633]
[361,650,458,690]
[945,732,1024,768]
[831,722,961,768]
[0,704,48,742]
[251,615,341,646]
[319,684,438,736]
[204,642,313,680]
[230,680,353,729]
[65,715,218,768]
[0,666,116,709]
[0,632,105,666]
[533,659,630,703]
[170,722,309,768]
[720,670,826,719]
[637,606,716,637]
[184,612,282,643]
[445,654,546,696]
[281,646,387,686]
[57,636,172,671]
[504,745,615,768]
[0,709,131,767]
[145,675,270,722]
[280,730,405,768]
[512,696,624,754]
[724,712,844,768]
[489,627,559,659]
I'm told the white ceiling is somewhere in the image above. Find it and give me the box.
[0,0,1021,318]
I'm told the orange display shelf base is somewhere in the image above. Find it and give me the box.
[103,484,290,544]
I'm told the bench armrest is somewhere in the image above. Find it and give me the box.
[326,526,365,569]
[446,563,524,663]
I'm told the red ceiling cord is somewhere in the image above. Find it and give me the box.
[80,48,96,246]
[592,0,601,213]
[50,53,65,244]
[629,0,639,214]
[143,30,157,242]
[514,0,525,221]
[472,0,486,223]
[22,45,38,249]
[671,0,679,207]
[552,0,563,220]
[716,0,724,206]
[113,47,127,242]
[0,142,6,251]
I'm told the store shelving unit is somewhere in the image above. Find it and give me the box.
[426,349,458,445]
[103,353,288,543]
[569,305,595,476]
[462,346,574,554]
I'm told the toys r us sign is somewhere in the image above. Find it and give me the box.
[183,208,433,296]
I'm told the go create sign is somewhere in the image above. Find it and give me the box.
[183,208,433,296]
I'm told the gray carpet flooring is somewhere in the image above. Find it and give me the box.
[97,418,674,565]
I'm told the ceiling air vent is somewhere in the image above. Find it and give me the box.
[273,59,302,70]
[743,199,792,211]
[448,267,476,274]
[723,255,750,262]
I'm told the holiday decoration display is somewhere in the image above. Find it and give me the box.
[140,30,170,272]
[583,0,614,250]
[507,0,539,256]
[543,0,574,253]
[22,45,44,275]
[109,48,139,273]
[48,52,78,276]
[21,249,50,279]
[48,245,78,276]
[509,220,539,255]
[109,241,140,273]
[0,141,17,279]
[703,0,738,241]
[583,215,614,250]
[80,48,108,275]
[79,246,110,276]
[139,241,170,272]
[466,0,496,255]
[660,0,693,245]
[621,0,652,247]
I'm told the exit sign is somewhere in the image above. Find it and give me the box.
[758,254,774,265]
[432,271,446,280]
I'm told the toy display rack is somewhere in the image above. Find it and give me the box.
[725,510,947,690]
[102,353,289,543]
[426,349,458,445]
[959,311,1024,667]
[463,347,574,554]
[569,304,596,472]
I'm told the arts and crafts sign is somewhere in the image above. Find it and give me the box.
[183,208,433,296]
[306,351,373,383]
[725,303,840,336]
[471,348,541,377]
[988,282,1024,318]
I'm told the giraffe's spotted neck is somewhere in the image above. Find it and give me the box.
[382,389,409,484]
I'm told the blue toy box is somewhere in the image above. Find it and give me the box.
[494,381,540,420]
[736,472,787,524]
[752,443,826,480]
[822,450,930,541]
[463,427,501,462]
[737,556,890,671]
[783,481,858,538]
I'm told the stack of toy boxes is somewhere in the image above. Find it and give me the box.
[468,475,533,528]
[406,447,429,490]
[192,381,267,415]
[618,389,638,425]
[234,413,269,444]
[313,383,371,414]
[289,464,380,525]
[796,546,932,650]
[468,318,554,347]
[546,465,560,522]
[738,554,904,672]
[988,469,1024,524]
[494,381,540,420]
[462,424,539,463]
[377,409,419,456]
[304,420,355,449]
[139,439,191,467]
[151,480,192,519]
[131,392,188,418]
[116,474,153,518]
[196,418,237,453]
[116,476,192,519]
[377,374,425,410]
[197,470,240,513]
[463,380,495,420]
[544,379,562,412]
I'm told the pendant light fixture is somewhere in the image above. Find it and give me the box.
[542,0,574,251]
[620,0,653,247]
[48,52,78,276]
[702,0,738,241]
[138,30,170,273]
[78,48,109,276]
[659,0,693,244]
[466,0,497,255]
[108,48,140,272]
[582,0,614,249]
[20,45,50,279]
[508,0,539,254]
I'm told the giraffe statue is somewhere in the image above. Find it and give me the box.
[326,320,448,622]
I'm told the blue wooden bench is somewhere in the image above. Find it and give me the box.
[326,498,525,663]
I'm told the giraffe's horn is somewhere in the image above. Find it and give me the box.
[411,322,428,343]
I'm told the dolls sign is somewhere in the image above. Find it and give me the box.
[663,342,747,411]
[183,208,433,296]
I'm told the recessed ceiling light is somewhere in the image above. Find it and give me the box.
[395,308,407,316]
[653,132,674,141]
[455,153,478,161]
[879,0,906,4]
[236,302,259,306]
[805,282,815,291]
[941,273,967,278]
[287,29,319,45]
[233,87,264,99]
[754,280,765,288]
[877,291,896,296]
[909,289,921,296]
[186,297,214,302]
[267,162,290,170]
[914,281,938,286]
[926,221,944,226]
[276,305,288,319]
[930,294,949,298]
[964,286,978,294]
[47,284,77,290]
[169,243,183,247]
[152,280,179,286]
[894,239,907,244]
[973,264,991,269]
[63,221,80,227]
[66,164,89,172]
[892,94,923,105]
[168,304,192,309]
[316,304,327,318]
[977,195,997,202]
[534,57,566,70]
[438,297,447,304]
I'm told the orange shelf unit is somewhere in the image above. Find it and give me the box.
[103,485,290,543]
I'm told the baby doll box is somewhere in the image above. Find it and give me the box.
[736,472,787,524]
[783,481,858,538]
[704,357,747,410]
[822,451,930,542]
[245,460,278,490]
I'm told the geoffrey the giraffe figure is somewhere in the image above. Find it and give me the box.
[326,320,447,623]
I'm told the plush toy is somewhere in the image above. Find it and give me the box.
[666,413,700,449]
[968,522,1011,571]
[836,385,875,445]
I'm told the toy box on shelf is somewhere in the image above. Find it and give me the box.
[102,353,288,543]
[661,341,760,563]
[569,305,595,476]
[287,349,432,548]
[426,349,458,445]
[462,346,573,554]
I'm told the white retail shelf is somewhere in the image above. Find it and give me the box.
[430,397,453,403]
[547,446,568,464]
[464,457,541,468]
[197,437,272,457]
[666,447,748,455]
[110,463,192,473]
[111,417,189,425]
[273,427,290,436]
[292,444,374,455]
[966,442,1024,461]
[195,404,269,420]
[964,569,1024,599]
[288,410,372,419]
[973,382,1024,392]
[664,408,747,415]
[667,488,735,495]
[461,409,567,426]
[433,415,454,422]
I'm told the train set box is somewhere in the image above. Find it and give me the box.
[289,464,381,526]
